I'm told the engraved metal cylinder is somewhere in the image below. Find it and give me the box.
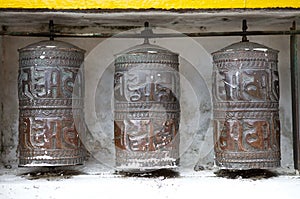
[114,43,180,172]
[212,41,280,169]
[18,40,85,166]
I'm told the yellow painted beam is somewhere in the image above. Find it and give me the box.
[246,0,300,8]
[0,0,300,9]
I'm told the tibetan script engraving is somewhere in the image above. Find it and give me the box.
[114,43,180,171]
[212,41,280,169]
[18,40,85,166]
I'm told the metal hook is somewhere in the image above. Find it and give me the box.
[141,21,153,44]
[49,20,54,41]
[242,19,249,42]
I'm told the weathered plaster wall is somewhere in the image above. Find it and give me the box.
[0,33,297,170]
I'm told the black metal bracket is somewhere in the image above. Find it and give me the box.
[242,19,249,42]
[141,21,153,44]
[49,20,54,41]
[290,21,299,171]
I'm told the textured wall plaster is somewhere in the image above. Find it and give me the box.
[0,34,297,171]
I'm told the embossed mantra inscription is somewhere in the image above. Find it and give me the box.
[212,41,280,169]
[114,43,180,171]
[18,40,85,166]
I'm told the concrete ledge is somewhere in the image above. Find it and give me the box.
[0,167,299,199]
[0,10,300,34]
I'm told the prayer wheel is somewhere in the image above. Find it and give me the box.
[114,40,180,172]
[18,40,85,166]
[212,41,281,169]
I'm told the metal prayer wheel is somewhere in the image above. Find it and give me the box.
[114,40,180,172]
[212,41,281,169]
[18,40,85,166]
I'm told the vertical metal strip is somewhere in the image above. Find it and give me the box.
[290,21,299,170]
[0,34,3,161]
